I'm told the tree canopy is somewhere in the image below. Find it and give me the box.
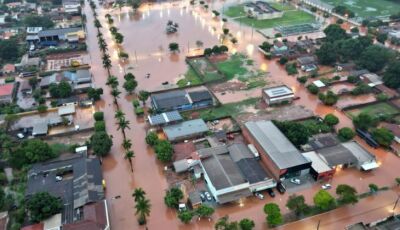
[145,131,159,146]
[274,120,310,147]
[324,114,339,126]
[323,24,347,42]
[27,192,62,223]
[23,15,54,28]
[164,187,183,209]
[338,127,355,141]
[313,190,336,211]
[90,131,113,157]
[286,194,309,216]
[383,61,400,89]
[357,45,392,72]
[49,81,72,98]
[154,140,173,162]
[372,128,394,147]
[0,38,21,62]
[263,203,283,227]
[336,184,358,205]
[196,204,214,218]
[353,112,378,131]
[11,139,56,168]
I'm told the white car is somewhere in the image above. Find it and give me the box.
[205,192,212,201]
[55,176,63,182]
[290,178,301,185]
[322,183,332,190]
[254,192,264,200]
[17,133,25,139]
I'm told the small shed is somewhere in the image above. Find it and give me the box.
[313,80,326,88]
[58,104,76,116]
[188,191,202,209]
[32,122,48,136]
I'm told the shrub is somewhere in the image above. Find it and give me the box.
[338,127,355,141]
[297,76,308,84]
[279,57,288,65]
[94,121,106,132]
[307,84,319,94]
[285,63,298,75]
[37,105,48,113]
[347,75,359,83]
[93,111,104,121]
[132,100,140,108]
[135,107,144,115]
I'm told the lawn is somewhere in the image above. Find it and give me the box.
[186,57,225,83]
[236,10,315,29]
[346,102,399,118]
[224,5,246,18]
[177,68,203,88]
[321,0,400,17]
[216,54,248,80]
[193,98,259,121]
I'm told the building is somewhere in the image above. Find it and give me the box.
[243,120,311,180]
[297,56,317,72]
[46,52,89,71]
[40,69,92,92]
[26,154,105,224]
[302,151,334,181]
[243,1,283,20]
[262,85,294,105]
[2,64,15,73]
[26,27,43,43]
[0,83,14,104]
[62,200,110,230]
[63,0,81,15]
[20,80,32,95]
[38,27,84,46]
[151,88,213,112]
[163,119,209,142]
[148,111,183,126]
[300,0,334,13]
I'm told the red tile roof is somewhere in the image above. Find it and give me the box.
[0,84,14,97]
[2,64,15,73]
[21,223,44,230]
[63,202,107,230]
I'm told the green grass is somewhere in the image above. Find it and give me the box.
[246,79,267,89]
[269,2,295,11]
[216,54,248,80]
[224,5,246,18]
[177,68,203,88]
[50,143,71,155]
[237,10,315,29]
[321,0,400,17]
[193,98,259,121]
[347,102,399,118]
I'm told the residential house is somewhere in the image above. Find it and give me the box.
[20,80,32,95]
[148,110,183,126]
[163,119,209,142]
[262,85,294,105]
[302,151,335,181]
[39,69,92,92]
[297,55,317,72]
[243,120,311,180]
[0,83,14,104]
[26,27,43,43]
[38,27,84,46]
[62,0,81,15]
[2,64,15,74]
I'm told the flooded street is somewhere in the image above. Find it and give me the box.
[84,0,400,229]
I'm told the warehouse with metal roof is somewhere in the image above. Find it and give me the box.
[163,119,209,142]
[148,111,183,126]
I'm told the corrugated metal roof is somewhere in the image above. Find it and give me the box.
[148,111,182,126]
[244,120,309,169]
[163,119,208,141]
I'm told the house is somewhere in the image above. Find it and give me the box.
[188,192,202,209]
[38,27,84,46]
[62,200,110,230]
[39,73,69,88]
[20,80,32,95]
[163,119,209,142]
[26,154,105,224]
[360,73,383,86]
[46,52,89,71]
[0,83,14,104]
[148,110,183,126]
[243,1,283,20]
[262,85,294,105]
[297,56,316,66]
[2,64,15,73]
[312,80,326,88]
[300,0,334,13]
[40,69,92,92]
[302,151,335,181]
[243,120,311,180]
[271,41,288,56]
[151,88,213,112]
[26,27,43,43]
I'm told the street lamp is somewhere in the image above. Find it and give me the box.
[392,195,400,216]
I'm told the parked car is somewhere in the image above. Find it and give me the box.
[55,176,63,182]
[254,192,264,200]
[267,189,275,198]
[162,81,169,85]
[321,183,332,190]
[277,183,286,194]
[290,178,301,185]
[17,133,25,139]
[204,191,212,201]
[200,192,205,202]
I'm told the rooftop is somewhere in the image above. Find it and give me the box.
[148,111,183,126]
[303,151,332,173]
[0,83,14,97]
[263,85,294,98]
[244,120,309,169]
[38,27,82,37]
[163,119,208,141]
[316,144,358,167]
[151,90,189,110]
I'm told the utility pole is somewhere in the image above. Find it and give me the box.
[317,220,321,230]
[393,195,400,216]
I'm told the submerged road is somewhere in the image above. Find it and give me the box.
[84,0,400,229]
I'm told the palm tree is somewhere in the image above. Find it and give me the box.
[138,90,150,105]
[168,42,179,53]
[102,54,112,75]
[114,109,125,120]
[125,150,135,172]
[94,19,102,28]
[135,198,151,225]
[111,87,121,99]
[106,76,119,88]
[122,139,132,150]
[132,188,146,202]
[105,13,112,19]
[110,26,118,35]
[117,117,130,138]
[114,33,124,44]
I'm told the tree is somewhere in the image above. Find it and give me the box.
[26,192,62,222]
[123,78,138,94]
[395,177,400,186]
[58,80,72,98]
[372,128,394,147]
[323,24,347,42]
[88,87,103,101]
[178,210,194,224]
[383,61,400,89]
[90,131,113,157]
[138,90,150,105]
[114,32,124,44]
[29,77,39,88]
[338,127,355,141]
[106,76,119,88]
[164,187,183,209]
[274,120,310,147]
[125,150,135,172]
[23,15,54,28]
[196,204,214,218]
[263,203,282,227]
[353,112,378,131]
[316,42,338,65]
[313,190,336,211]
[169,42,180,53]
[324,114,339,126]
[336,184,358,205]
[0,39,21,62]
[154,140,173,162]
[11,139,56,168]
[376,33,388,44]
[124,73,135,80]
[102,54,112,74]
[145,131,159,146]
[37,105,48,113]
[114,110,125,120]
[135,197,151,225]
[239,218,255,230]
[95,121,106,132]
[111,87,121,100]
[318,91,339,106]
[307,84,319,94]
[286,194,309,216]
[122,139,132,151]
[94,111,104,121]
[215,216,239,230]
[357,45,392,72]
[132,188,146,202]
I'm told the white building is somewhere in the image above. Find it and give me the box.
[262,85,295,105]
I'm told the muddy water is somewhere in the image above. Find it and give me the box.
[84,1,400,229]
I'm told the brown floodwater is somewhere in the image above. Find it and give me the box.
[84,1,400,229]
